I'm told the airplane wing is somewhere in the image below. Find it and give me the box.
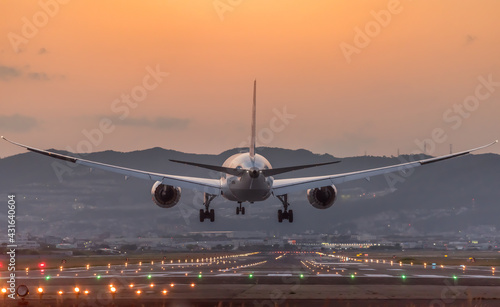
[2,136,221,194]
[271,140,498,196]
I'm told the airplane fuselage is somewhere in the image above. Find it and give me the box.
[220,152,273,202]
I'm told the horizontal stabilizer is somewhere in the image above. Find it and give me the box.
[261,161,341,177]
[169,159,244,176]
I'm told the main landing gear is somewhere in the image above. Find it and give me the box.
[236,202,246,215]
[277,194,293,223]
[200,193,217,222]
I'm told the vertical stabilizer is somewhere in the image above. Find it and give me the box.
[249,80,257,158]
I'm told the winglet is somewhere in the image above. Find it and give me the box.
[249,80,257,158]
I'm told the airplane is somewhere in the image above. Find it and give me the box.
[2,81,497,223]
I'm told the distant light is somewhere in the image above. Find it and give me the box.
[170,283,175,287]
[37,287,44,293]
[150,283,154,288]
[1,288,7,294]
[84,290,89,295]
[110,287,116,293]
[136,290,141,294]
[129,284,134,288]
[58,290,63,295]
[190,283,195,287]
[162,290,167,295]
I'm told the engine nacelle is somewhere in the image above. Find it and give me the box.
[151,181,181,208]
[306,185,337,209]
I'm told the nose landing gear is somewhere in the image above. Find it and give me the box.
[236,202,246,215]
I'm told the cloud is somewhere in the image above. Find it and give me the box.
[0,65,22,81]
[28,72,50,80]
[0,65,52,81]
[109,116,190,130]
[0,114,39,132]
[465,34,477,44]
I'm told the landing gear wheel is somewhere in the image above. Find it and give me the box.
[236,207,240,215]
[201,193,217,223]
[241,207,245,215]
[199,209,205,222]
[277,194,294,223]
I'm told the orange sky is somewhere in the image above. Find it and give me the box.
[1,0,499,158]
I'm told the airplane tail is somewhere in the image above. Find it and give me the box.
[250,80,256,158]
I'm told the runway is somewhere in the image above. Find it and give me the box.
[2,251,499,306]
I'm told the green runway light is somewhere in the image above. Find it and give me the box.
[45,276,50,280]
[401,275,406,280]
[148,275,152,279]
[249,273,253,278]
[350,274,355,278]
[96,275,101,279]
[198,274,202,278]
[300,274,304,279]
[453,275,458,280]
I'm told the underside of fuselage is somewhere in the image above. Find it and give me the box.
[220,152,273,202]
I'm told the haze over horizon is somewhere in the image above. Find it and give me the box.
[1,1,499,159]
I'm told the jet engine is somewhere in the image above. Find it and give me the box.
[151,181,181,208]
[306,185,337,209]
